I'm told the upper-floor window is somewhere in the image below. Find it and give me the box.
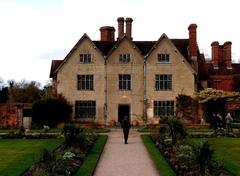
[119,53,131,63]
[77,75,94,90]
[154,101,174,117]
[80,54,92,63]
[119,74,131,90]
[155,74,172,91]
[75,100,96,118]
[157,54,170,63]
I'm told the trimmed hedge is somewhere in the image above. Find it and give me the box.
[141,135,175,176]
[75,135,108,176]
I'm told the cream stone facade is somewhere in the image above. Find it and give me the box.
[107,38,144,124]
[50,17,200,125]
[146,35,196,120]
[56,36,105,123]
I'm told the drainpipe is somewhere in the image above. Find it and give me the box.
[104,56,108,127]
[143,56,147,125]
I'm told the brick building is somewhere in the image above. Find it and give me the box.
[50,17,239,125]
[204,41,240,91]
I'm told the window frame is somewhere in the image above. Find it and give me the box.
[80,54,92,64]
[119,53,131,64]
[153,101,174,117]
[155,74,172,91]
[119,74,132,90]
[75,100,96,118]
[157,53,170,63]
[77,74,94,90]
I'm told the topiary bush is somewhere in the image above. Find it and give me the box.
[32,95,72,127]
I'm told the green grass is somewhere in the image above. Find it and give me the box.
[141,135,175,176]
[0,139,63,176]
[187,138,240,176]
[75,135,108,176]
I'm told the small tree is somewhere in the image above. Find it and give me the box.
[194,141,214,175]
[161,116,187,145]
[32,95,72,127]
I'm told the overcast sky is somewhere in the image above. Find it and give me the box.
[1,0,240,86]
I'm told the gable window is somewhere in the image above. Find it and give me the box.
[80,54,92,63]
[119,74,131,90]
[155,74,172,91]
[75,100,96,118]
[154,101,174,117]
[157,54,170,63]
[119,53,131,63]
[77,75,94,90]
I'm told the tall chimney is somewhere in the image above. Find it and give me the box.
[125,17,133,40]
[100,26,115,42]
[188,24,198,58]
[211,41,219,69]
[223,41,232,69]
[117,17,124,40]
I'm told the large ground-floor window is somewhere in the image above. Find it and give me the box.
[154,100,174,117]
[75,100,96,118]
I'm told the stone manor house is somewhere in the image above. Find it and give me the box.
[50,17,240,125]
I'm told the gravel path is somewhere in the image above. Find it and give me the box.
[93,129,159,176]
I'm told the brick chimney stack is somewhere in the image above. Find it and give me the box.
[100,26,115,42]
[188,24,198,59]
[211,41,219,69]
[117,17,124,40]
[125,17,133,40]
[223,41,232,69]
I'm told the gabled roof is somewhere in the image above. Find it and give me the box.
[93,41,116,55]
[171,39,189,60]
[50,60,62,78]
[104,35,144,58]
[50,33,194,78]
[92,39,189,58]
[133,41,156,55]
[144,34,196,74]
[50,33,103,78]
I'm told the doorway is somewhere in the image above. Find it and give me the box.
[118,105,130,123]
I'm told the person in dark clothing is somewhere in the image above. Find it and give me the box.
[212,112,217,130]
[121,116,131,144]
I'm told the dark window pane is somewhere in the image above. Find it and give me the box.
[153,101,174,117]
[119,74,131,90]
[77,75,94,90]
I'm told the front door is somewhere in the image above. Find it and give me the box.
[118,105,130,123]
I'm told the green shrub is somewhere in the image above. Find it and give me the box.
[160,116,187,145]
[32,95,72,127]
[63,123,96,151]
[193,141,214,175]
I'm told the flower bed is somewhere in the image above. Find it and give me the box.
[151,116,232,176]
[22,124,99,176]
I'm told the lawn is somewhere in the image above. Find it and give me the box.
[0,139,63,176]
[187,138,240,176]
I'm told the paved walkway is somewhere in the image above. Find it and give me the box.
[94,129,159,176]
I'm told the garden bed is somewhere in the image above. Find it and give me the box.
[22,124,108,176]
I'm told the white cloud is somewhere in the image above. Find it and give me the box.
[0,0,240,84]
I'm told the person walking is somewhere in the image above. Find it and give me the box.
[225,112,233,133]
[216,113,222,128]
[121,116,131,144]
